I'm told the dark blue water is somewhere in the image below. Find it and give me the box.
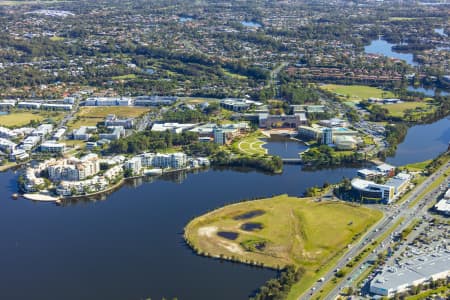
[365,38,418,66]
[387,117,450,166]
[263,137,308,158]
[0,164,361,300]
[407,85,449,97]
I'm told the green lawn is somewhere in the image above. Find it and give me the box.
[402,160,432,172]
[321,84,395,102]
[111,74,137,80]
[233,133,268,156]
[185,195,382,297]
[68,106,151,129]
[0,111,64,128]
[381,101,432,117]
[49,36,65,42]
[221,68,248,80]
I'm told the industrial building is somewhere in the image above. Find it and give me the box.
[370,250,450,297]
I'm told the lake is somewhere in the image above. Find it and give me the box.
[1,116,449,299]
[364,38,418,66]
[241,21,261,28]
[407,85,449,97]
[0,164,361,300]
[263,136,308,158]
[387,116,450,166]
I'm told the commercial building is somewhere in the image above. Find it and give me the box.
[370,251,450,297]
[351,178,395,203]
[134,95,177,106]
[72,126,97,140]
[0,138,17,152]
[52,128,66,140]
[17,102,41,109]
[352,173,411,203]
[259,113,307,128]
[322,127,333,145]
[220,98,263,112]
[334,135,357,150]
[298,125,323,141]
[40,141,66,153]
[434,189,450,216]
[104,114,134,129]
[85,97,132,106]
[0,127,18,139]
[0,99,17,109]
[318,118,347,128]
[31,124,53,138]
[99,126,125,141]
[151,123,197,134]
[41,103,73,111]
[21,135,41,150]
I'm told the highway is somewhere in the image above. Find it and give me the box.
[300,158,450,300]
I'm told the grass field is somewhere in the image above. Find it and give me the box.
[49,36,65,42]
[389,17,417,21]
[320,84,395,102]
[67,106,151,129]
[380,101,432,117]
[111,74,137,80]
[185,194,382,271]
[233,133,267,156]
[222,68,248,80]
[0,111,64,127]
[402,160,432,172]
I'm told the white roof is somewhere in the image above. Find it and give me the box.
[444,189,450,200]
[435,199,450,213]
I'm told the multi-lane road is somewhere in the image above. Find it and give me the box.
[299,158,450,300]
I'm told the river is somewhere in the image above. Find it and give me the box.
[0,117,448,299]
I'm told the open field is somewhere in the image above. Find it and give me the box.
[222,68,248,80]
[389,17,418,21]
[307,217,404,300]
[380,101,432,117]
[233,133,267,156]
[320,84,395,102]
[0,111,64,127]
[111,74,137,80]
[185,194,382,270]
[402,160,432,172]
[67,106,151,129]
[49,36,65,42]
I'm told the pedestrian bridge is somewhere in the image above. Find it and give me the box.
[282,158,303,164]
